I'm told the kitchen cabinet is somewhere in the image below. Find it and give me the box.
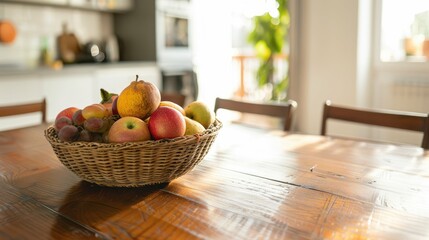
[42,72,95,122]
[0,74,45,131]
[0,62,160,131]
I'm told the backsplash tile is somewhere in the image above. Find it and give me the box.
[0,3,113,68]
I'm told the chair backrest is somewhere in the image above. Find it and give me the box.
[0,98,47,123]
[160,92,187,107]
[321,100,429,149]
[214,97,297,131]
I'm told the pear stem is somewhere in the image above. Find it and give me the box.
[135,75,138,81]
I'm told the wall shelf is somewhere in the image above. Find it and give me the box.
[0,0,134,13]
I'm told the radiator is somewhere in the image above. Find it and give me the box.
[373,78,429,146]
[388,79,429,113]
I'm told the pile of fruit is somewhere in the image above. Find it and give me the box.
[54,75,215,143]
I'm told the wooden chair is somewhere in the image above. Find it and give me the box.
[321,100,429,149]
[214,97,298,131]
[160,92,186,107]
[0,98,47,123]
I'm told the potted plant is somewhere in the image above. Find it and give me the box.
[247,0,290,101]
[410,10,429,58]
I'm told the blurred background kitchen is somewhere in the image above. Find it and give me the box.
[1,0,429,146]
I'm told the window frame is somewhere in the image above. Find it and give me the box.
[373,0,429,73]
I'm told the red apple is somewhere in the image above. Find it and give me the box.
[55,107,79,121]
[108,116,151,143]
[111,96,119,115]
[148,106,186,140]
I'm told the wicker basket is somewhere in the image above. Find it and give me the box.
[44,119,222,187]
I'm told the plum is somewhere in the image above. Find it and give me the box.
[84,117,109,133]
[72,109,85,126]
[58,125,79,142]
[77,129,92,142]
[55,116,72,132]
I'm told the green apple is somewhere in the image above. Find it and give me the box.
[184,101,215,129]
[184,116,206,135]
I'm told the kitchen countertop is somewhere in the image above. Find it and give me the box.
[0,61,159,77]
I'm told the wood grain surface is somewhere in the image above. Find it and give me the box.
[0,123,428,239]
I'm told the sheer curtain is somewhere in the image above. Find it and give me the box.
[191,0,235,107]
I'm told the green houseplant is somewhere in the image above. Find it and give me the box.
[247,0,290,101]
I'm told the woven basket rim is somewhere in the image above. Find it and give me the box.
[45,118,223,148]
[44,118,222,187]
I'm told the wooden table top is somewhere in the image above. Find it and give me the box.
[1,122,429,240]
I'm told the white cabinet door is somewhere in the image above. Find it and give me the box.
[0,74,45,131]
[94,68,136,97]
[94,64,161,97]
[133,65,162,88]
[42,72,94,122]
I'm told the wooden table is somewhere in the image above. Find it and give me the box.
[1,123,429,239]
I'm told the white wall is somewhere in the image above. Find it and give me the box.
[297,0,361,135]
[295,0,428,146]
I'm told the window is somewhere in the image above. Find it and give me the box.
[380,0,429,62]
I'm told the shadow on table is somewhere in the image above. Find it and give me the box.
[49,178,169,239]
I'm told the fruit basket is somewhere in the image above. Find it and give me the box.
[44,119,222,187]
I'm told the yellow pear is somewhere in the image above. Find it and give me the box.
[159,101,185,115]
[117,75,161,120]
[184,116,206,135]
[184,101,215,129]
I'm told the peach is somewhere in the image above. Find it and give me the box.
[55,107,79,121]
[102,96,118,116]
[82,104,109,119]
[103,102,113,116]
